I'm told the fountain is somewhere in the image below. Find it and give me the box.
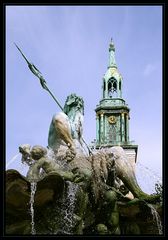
[30,182,37,235]
[148,204,163,235]
[5,144,162,235]
[6,153,20,169]
[5,94,162,236]
[136,162,162,194]
[61,182,79,234]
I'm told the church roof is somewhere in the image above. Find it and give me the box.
[104,67,122,81]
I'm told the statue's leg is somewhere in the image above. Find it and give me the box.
[53,113,74,147]
[53,113,76,160]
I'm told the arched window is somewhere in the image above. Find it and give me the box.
[119,81,121,90]
[108,81,112,91]
[108,78,117,97]
[103,80,106,98]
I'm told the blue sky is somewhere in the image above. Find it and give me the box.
[6,6,162,193]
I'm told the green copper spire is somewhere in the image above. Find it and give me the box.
[95,40,138,164]
[108,38,117,68]
[102,39,122,99]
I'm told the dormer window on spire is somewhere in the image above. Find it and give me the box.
[108,77,117,98]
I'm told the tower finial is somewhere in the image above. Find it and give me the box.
[108,37,116,68]
[109,37,115,50]
[110,37,114,45]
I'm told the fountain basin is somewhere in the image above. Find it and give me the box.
[6,169,65,235]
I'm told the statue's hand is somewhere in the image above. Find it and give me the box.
[61,171,75,182]
[71,167,85,183]
[26,170,40,183]
[27,176,40,183]
[73,173,85,183]
[64,148,76,162]
[63,171,84,183]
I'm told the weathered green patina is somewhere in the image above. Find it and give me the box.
[95,40,138,163]
[9,41,162,236]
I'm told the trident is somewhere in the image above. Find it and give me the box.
[14,43,93,155]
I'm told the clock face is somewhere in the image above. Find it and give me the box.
[108,115,116,124]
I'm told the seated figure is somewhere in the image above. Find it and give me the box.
[48,93,87,157]
[19,144,79,182]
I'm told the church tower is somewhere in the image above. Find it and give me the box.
[95,39,138,164]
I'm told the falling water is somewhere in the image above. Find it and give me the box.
[6,153,20,169]
[6,153,29,176]
[137,162,162,182]
[46,148,55,159]
[61,181,79,234]
[148,204,163,235]
[30,182,37,235]
[136,162,162,194]
[44,149,79,234]
[47,147,69,170]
